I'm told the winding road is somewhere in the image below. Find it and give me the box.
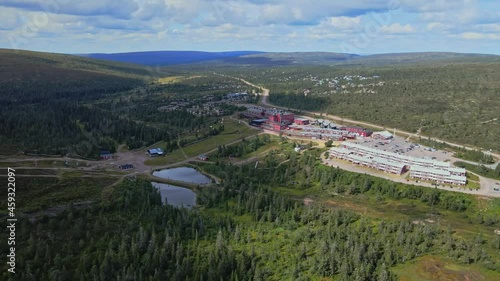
[219,73,500,160]
[215,73,500,197]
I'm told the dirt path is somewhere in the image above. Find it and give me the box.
[151,132,266,171]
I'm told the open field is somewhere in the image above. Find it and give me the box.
[158,75,204,84]
[320,193,499,239]
[0,176,118,214]
[455,161,500,181]
[183,118,259,157]
[144,118,260,166]
[144,148,187,166]
[393,255,500,281]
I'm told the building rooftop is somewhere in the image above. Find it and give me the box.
[148,148,164,155]
[449,167,466,174]
[373,131,393,138]
[330,147,352,154]
[411,165,450,176]
[372,156,406,169]
[341,142,451,168]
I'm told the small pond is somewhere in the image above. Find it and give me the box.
[152,167,212,184]
[151,182,196,209]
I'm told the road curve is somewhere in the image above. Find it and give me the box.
[215,73,500,197]
[217,73,499,160]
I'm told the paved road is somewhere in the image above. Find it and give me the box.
[322,154,500,198]
[219,73,500,160]
[216,73,500,197]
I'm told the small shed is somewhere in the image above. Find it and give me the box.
[119,164,134,170]
[100,151,113,159]
[148,148,165,157]
[198,155,210,161]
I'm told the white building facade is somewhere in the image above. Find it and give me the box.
[330,142,467,185]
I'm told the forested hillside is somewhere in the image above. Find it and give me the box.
[0,49,157,102]
[206,60,500,151]
[3,146,499,280]
[0,50,254,157]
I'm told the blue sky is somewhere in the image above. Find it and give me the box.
[0,0,499,55]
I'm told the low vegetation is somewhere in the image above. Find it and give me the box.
[455,161,500,181]
[0,51,255,159]
[210,61,500,151]
[4,150,500,280]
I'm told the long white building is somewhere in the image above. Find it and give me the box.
[330,142,467,185]
[330,147,406,175]
[410,166,466,186]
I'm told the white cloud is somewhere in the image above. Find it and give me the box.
[426,22,452,31]
[456,32,500,40]
[476,23,500,33]
[0,0,499,54]
[381,23,415,34]
[321,16,362,30]
[400,0,465,13]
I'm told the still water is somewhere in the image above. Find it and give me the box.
[151,182,196,209]
[152,167,212,184]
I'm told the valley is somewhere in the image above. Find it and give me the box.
[1,50,500,281]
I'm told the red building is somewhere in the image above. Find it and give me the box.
[294,118,310,125]
[273,123,288,131]
[269,113,295,125]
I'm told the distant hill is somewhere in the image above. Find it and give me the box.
[341,52,500,66]
[177,51,500,67]
[210,52,500,66]
[79,50,500,67]
[82,51,265,66]
[0,48,156,103]
[222,52,359,65]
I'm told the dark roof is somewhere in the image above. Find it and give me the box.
[100,150,111,155]
[119,164,134,169]
[148,148,164,154]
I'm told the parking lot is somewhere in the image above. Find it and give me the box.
[355,135,454,163]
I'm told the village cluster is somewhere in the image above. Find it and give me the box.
[244,105,374,140]
[158,92,251,116]
[308,74,384,94]
[242,105,467,186]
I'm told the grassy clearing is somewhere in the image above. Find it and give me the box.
[144,118,259,166]
[465,180,480,190]
[455,161,500,181]
[144,149,187,166]
[158,76,185,84]
[15,169,59,176]
[0,160,72,168]
[0,176,117,213]
[182,119,259,158]
[392,255,500,281]
[201,206,254,224]
[467,172,480,182]
[273,185,322,198]
[158,75,203,84]
[291,188,500,240]
[239,140,280,160]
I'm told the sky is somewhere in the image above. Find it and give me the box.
[0,0,499,55]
